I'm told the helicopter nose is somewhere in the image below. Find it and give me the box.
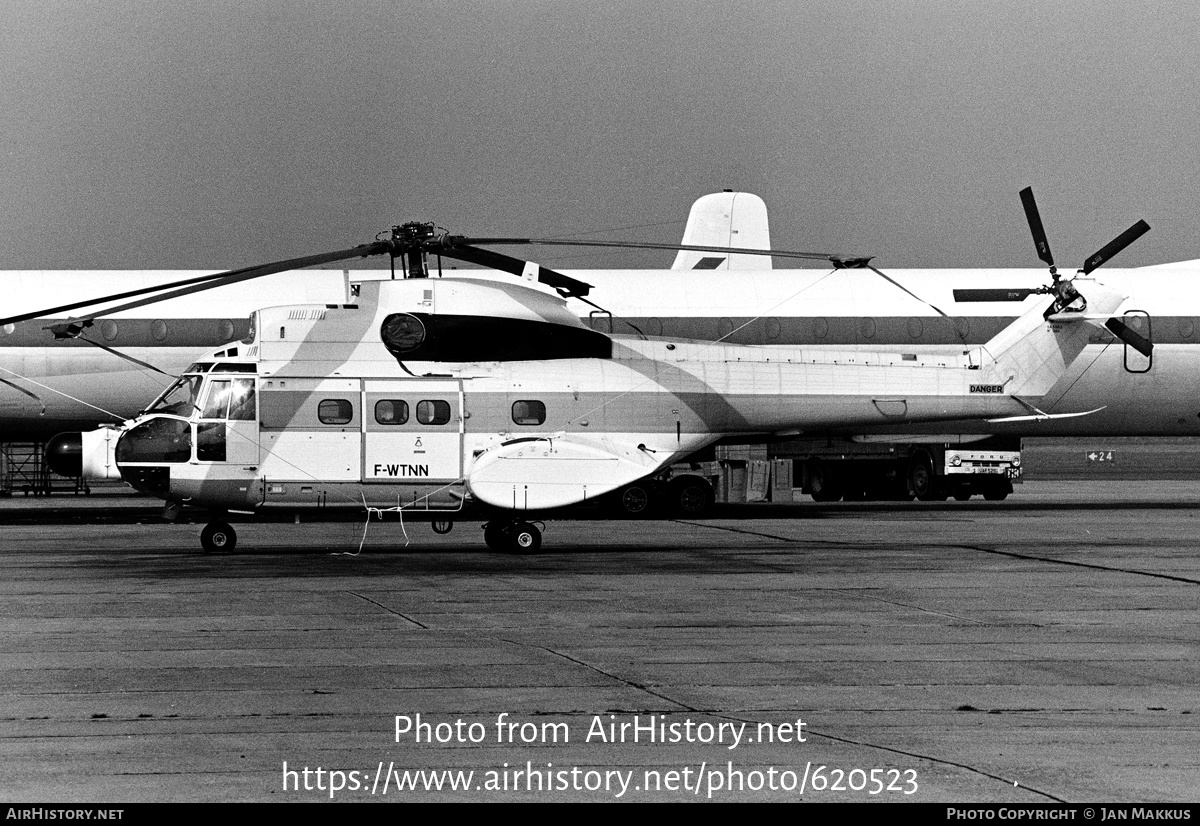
[46,432,82,477]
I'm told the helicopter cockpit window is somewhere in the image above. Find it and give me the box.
[198,379,256,420]
[116,416,192,464]
[146,375,203,416]
[512,400,546,426]
[200,381,231,419]
[228,380,256,420]
[318,399,353,425]
[198,379,254,418]
[374,400,409,425]
[416,400,451,425]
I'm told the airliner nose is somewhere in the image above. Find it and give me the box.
[46,432,82,477]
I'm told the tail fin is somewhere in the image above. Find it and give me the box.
[672,191,772,270]
[975,278,1125,398]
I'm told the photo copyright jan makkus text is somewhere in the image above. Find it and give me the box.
[395,712,807,748]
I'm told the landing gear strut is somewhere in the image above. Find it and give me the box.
[482,519,542,553]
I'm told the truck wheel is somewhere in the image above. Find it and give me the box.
[909,453,946,501]
[982,479,1012,501]
[669,476,714,516]
[617,484,654,516]
[808,461,843,502]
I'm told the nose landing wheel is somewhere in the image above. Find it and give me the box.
[483,520,542,554]
[200,520,237,553]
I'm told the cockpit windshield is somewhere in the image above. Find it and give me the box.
[145,375,203,416]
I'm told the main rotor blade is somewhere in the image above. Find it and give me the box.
[863,264,952,319]
[0,271,231,327]
[37,241,391,328]
[76,335,175,376]
[1082,220,1150,274]
[435,243,593,297]
[457,237,866,266]
[1020,186,1056,269]
[1104,317,1153,357]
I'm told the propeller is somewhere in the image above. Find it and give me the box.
[953,288,1039,303]
[959,188,1151,356]
[1104,317,1153,358]
[1021,186,1149,280]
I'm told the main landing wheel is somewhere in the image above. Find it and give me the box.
[482,520,542,554]
[200,521,237,553]
[508,522,541,554]
[483,522,506,551]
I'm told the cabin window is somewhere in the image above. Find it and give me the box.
[375,399,410,425]
[416,400,451,425]
[318,399,353,424]
[512,400,546,426]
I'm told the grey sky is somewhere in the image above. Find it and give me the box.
[3,0,1198,271]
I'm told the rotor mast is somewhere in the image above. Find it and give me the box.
[392,221,437,279]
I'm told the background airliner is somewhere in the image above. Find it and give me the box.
[2,191,1188,497]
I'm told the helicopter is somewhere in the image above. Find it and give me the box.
[35,195,1148,553]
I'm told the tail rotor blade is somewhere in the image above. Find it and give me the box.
[1082,220,1150,274]
[953,288,1038,302]
[1104,318,1153,357]
[1020,186,1056,269]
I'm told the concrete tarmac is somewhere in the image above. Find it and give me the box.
[1,481,1198,803]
